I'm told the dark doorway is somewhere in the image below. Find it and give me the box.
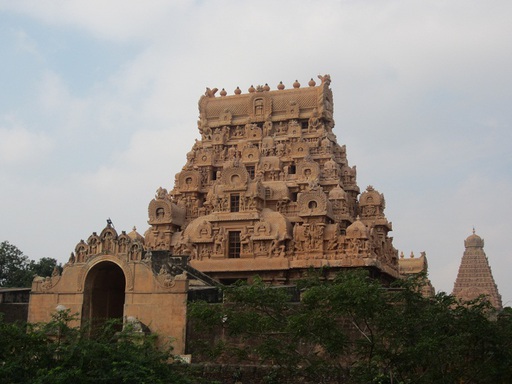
[82,261,126,331]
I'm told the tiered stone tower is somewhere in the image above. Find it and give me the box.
[452,230,502,310]
[144,75,399,284]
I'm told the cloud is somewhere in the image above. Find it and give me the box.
[1,0,186,42]
[0,117,53,166]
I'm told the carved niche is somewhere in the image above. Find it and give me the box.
[220,109,232,125]
[298,189,328,217]
[100,226,118,254]
[291,141,310,159]
[147,198,186,227]
[74,240,88,263]
[323,157,339,180]
[286,100,300,118]
[296,158,320,182]
[87,233,101,257]
[252,219,273,240]
[196,220,213,242]
[359,186,385,219]
[117,232,131,254]
[221,165,249,191]
[178,170,201,192]
[288,120,302,138]
[248,94,272,121]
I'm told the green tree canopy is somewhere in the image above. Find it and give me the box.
[189,270,512,384]
[0,241,60,287]
[0,310,190,384]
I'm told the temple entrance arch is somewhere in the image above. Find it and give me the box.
[82,261,126,330]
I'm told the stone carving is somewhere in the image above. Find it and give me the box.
[205,87,218,97]
[156,265,176,288]
[87,233,101,258]
[318,74,331,86]
[308,108,322,132]
[142,76,398,281]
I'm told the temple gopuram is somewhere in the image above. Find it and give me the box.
[28,75,402,353]
[146,75,399,284]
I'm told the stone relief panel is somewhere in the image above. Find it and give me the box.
[292,222,326,255]
[245,123,262,141]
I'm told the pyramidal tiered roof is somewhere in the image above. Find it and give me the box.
[452,230,502,310]
[143,75,400,283]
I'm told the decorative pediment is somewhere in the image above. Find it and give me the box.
[178,170,201,192]
[221,165,249,191]
[148,198,186,227]
[252,219,273,240]
[297,189,328,217]
[245,123,262,141]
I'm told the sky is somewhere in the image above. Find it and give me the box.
[1,0,511,305]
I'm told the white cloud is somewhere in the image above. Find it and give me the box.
[1,0,187,42]
[0,117,53,166]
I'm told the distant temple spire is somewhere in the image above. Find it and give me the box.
[452,230,502,310]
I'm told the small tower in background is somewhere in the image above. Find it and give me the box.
[452,230,502,310]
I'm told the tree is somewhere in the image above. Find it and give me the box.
[0,241,59,287]
[0,310,191,384]
[0,241,31,287]
[189,270,512,384]
[29,256,61,279]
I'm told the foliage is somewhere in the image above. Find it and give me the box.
[0,310,190,384]
[0,241,60,287]
[189,270,512,384]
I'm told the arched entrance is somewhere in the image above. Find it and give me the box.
[82,261,126,330]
